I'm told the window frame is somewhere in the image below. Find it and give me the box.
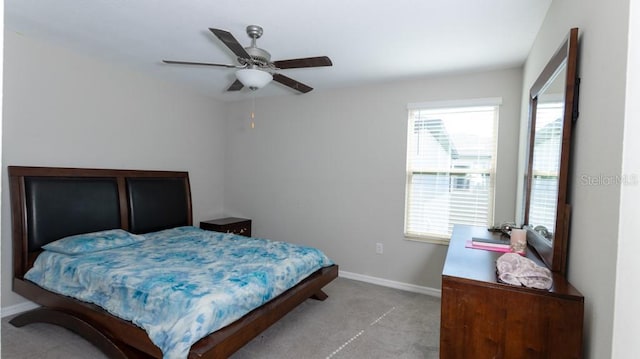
[404,98,501,244]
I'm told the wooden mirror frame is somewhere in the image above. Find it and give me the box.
[524,28,579,274]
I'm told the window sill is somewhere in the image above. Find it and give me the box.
[404,235,450,246]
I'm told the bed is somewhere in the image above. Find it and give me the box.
[8,166,338,358]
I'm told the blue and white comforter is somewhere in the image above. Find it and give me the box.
[25,226,334,359]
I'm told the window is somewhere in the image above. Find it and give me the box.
[404,98,500,242]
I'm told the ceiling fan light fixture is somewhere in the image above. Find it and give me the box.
[236,68,272,90]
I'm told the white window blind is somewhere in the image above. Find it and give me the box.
[404,99,499,241]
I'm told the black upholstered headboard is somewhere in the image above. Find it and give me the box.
[9,166,192,277]
[24,177,122,251]
[127,177,189,234]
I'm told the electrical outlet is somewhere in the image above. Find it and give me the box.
[376,243,383,254]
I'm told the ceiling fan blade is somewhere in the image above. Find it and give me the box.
[272,56,333,69]
[227,79,244,91]
[273,73,313,93]
[162,60,241,68]
[209,28,251,59]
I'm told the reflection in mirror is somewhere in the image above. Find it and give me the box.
[524,28,579,275]
[529,63,566,241]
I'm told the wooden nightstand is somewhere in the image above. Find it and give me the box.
[200,217,252,236]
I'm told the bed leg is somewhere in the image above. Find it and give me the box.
[310,290,328,301]
[10,308,133,359]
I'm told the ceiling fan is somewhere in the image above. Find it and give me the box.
[163,25,332,93]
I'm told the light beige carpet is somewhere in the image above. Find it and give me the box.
[1,278,440,358]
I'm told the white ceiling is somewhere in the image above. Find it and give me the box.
[5,0,552,101]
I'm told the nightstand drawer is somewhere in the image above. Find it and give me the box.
[200,217,252,236]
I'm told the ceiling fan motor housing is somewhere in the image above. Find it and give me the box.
[243,47,271,66]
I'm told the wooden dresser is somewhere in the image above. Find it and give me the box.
[440,225,584,359]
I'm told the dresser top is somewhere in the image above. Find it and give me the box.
[443,225,582,299]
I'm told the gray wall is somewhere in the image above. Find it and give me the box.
[0,31,523,308]
[223,68,523,290]
[1,32,228,308]
[516,0,631,357]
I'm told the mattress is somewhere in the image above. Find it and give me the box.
[25,226,334,359]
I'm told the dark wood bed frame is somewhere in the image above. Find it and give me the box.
[8,166,338,358]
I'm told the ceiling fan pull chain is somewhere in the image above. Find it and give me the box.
[250,95,256,129]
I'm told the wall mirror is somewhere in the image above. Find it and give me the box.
[524,28,579,275]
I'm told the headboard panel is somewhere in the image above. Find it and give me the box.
[25,177,121,250]
[127,177,190,234]
[9,166,192,278]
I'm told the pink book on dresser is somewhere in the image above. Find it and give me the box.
[465,239,512,253]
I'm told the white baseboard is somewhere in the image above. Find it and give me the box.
[1,300,39,318]
[339,270,441,298]
[1,271,440,318]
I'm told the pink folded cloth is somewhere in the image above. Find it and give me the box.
[496,253,553,290]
